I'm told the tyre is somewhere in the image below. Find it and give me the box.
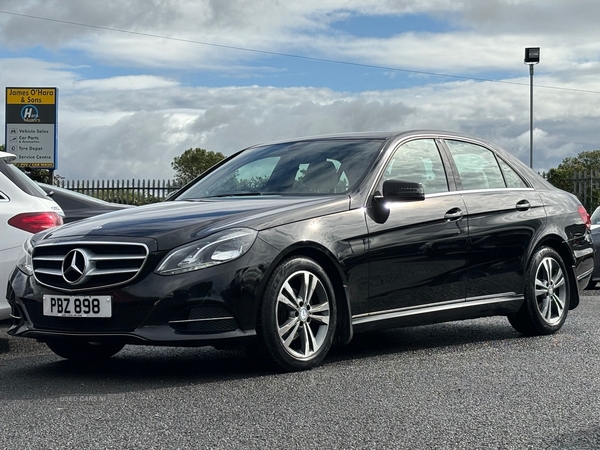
[508,246,570,335]
[46,340,125,361]
[256,257,337,372]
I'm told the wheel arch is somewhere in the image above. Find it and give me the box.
[257,242,353,347]
[527,234,580,310]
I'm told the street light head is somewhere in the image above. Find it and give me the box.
[524,47,540,65]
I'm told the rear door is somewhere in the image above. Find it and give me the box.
[441,139,546,300]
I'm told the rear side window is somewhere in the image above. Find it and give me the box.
[0,160,49,199]
[498,159,528,188]
[445,140,506,190]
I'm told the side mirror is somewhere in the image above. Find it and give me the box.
[382,180,425,202]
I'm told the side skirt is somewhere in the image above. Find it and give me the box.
[351,294,524,333]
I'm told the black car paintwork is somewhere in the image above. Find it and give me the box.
[367,192,469,311]
[459,189,547,298]
[7,130,594,353]
[8,236,279,346]
[49,196,351,251]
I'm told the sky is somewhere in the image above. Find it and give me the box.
[1,0,600,181]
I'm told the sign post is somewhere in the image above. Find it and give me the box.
[523,48,540,169]
[5,87,58,178]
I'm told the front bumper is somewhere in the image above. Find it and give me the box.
[7,240,277,347]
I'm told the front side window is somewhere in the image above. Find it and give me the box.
[445,140,505,190]
[381,139,448,195]
[177,139,384,199]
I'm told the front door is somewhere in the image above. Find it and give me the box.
[366,139,469,312]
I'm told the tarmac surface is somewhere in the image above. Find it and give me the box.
[1,290,600,449]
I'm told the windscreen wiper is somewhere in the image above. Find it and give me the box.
[202,191,264,198]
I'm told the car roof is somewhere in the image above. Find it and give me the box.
[246,130,500,149]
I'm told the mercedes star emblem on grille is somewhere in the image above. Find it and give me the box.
[62,249,88,285]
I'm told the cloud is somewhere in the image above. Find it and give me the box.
[2,59,598,180]
[0,58,79,94]
[1,2,600,182]
[3,1,600,73]
[36,75,594,181]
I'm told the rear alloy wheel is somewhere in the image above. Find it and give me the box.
[257,257,336,372]
[508,247,570,335]
[46,340,125,361]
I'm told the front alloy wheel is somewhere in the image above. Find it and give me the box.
[257,257,336,372]
[276,269,331,360]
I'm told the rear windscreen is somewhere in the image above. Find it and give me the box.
[0,160,51,199]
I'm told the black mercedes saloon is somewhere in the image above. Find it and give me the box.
[6,130,595,371]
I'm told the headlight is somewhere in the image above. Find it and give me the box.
[16,238,34,276]
[155,228,258,275]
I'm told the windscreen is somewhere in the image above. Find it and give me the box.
[178,139,384,199]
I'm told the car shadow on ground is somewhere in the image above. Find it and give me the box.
[0,316,525,402]
[327,317,521,362]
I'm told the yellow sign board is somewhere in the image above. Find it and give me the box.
[5,87,58,169]
[6,87,57,105]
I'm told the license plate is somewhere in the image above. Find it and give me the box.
[43,295,112,318]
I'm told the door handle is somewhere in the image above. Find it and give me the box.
[444,208,464,221]
[516,200,531,211]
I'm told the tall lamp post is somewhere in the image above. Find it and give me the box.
[524,47,540,168]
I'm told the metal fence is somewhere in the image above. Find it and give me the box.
[57,179,183,205]
[566,171,600,212]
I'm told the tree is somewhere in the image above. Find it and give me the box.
[546,150,600,211]
[547,150,600,191]
[547,150,600,192]
[171,148,226,185]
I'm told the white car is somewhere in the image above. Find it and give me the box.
[0,151,64,320]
